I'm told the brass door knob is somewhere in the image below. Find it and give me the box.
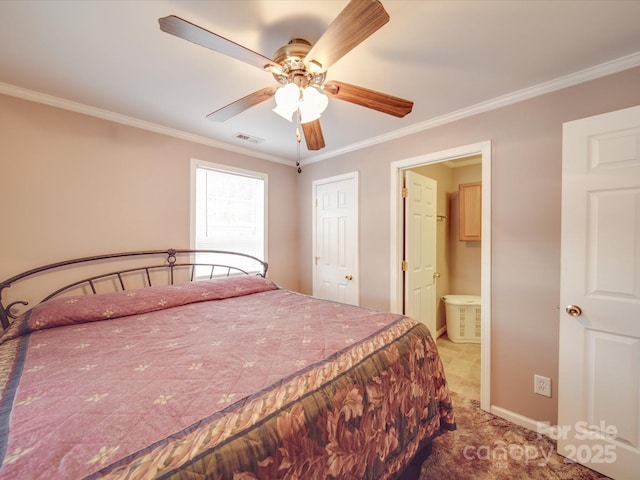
[345,274,353,281]
[565,305,583,317]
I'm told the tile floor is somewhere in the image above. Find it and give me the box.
[436,334,481,401]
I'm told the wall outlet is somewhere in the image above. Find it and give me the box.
[534,374,552,397]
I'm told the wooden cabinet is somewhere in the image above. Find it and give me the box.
[459,182,481,241]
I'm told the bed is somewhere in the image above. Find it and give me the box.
[0,249,455,479]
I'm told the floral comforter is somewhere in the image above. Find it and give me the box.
[0,276,455,479]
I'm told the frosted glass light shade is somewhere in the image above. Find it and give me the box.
[304,86,328,113]
[299,86,328,124]
[272,83,329,124]
[272,104,295,121]
[272,83,300,122]
[275,83,299,108]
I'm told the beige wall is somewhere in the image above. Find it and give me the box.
[3,66,640,427]
[0,94,301,293]
[298,66,640,424]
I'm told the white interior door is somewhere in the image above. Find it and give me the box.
[312,173,359,305]
[404,170,437,334]
[558,104,640,479]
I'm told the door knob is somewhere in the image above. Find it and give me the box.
[433,272,440,279]
[345,274,353,280]
[565,305,583,317]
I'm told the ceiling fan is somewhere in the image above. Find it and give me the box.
[158,0,413,153]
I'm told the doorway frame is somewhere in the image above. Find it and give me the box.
[389,141,492,412]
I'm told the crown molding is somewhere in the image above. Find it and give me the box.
[0,82,293,167]
[302,51,640,166]
[2,51,639,169]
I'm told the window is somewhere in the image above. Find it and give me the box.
[192,160,267,275]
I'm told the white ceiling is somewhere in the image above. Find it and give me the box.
[1,0,640,166]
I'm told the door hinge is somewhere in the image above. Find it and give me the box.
[402,260,408,271]
[402,187,408,198]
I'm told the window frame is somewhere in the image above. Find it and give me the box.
[190,158,268,272]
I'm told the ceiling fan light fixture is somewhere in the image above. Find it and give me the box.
[275,83,299,108]
[273,83,300,121]
[272,104,295,122]
[304,86,328,113]
[299,86,328,124]
[299,102,320,124]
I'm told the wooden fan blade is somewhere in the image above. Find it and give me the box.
[159,15,280,72]
[324,80,413,118]
[304,0,389,71]
[207,87,277,122]
[301,119,325,150]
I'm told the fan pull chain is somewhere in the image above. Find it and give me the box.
[295,116,302,174]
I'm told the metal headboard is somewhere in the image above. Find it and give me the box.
[0,248,268,330]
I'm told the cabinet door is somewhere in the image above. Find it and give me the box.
[459,182,481,241]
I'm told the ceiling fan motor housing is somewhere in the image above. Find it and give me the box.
[272,39,326,88]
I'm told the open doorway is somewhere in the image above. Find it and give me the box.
[389,141,492,412]
[410,158,482,402]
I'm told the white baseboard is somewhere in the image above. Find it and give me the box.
[490,405,558,439]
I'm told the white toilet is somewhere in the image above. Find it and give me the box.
[442,295,481,343]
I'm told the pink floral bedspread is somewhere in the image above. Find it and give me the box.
[0,276,454,479]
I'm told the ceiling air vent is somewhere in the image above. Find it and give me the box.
[233,132,265,144]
